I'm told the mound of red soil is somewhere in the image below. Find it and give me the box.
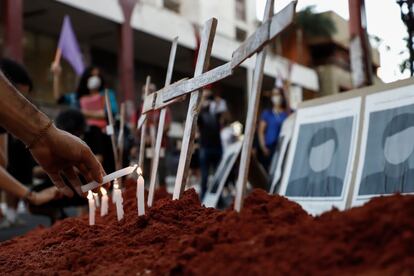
[0,181,413,275]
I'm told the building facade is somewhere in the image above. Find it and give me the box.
[0,0,319,121]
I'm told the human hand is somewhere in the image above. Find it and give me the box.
[50,62,62,75]
[29,125,105,197]
[28,187,61,206]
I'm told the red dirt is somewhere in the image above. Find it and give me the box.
[0,179,413,275]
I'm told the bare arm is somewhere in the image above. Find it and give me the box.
[0,72,104,196]
[0,167,59,205]
[258,120,269,156]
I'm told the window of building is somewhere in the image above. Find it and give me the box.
[164,0,180,13]
[236,27,247,42]
[235,0,246,21]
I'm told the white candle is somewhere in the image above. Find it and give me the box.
[112,179,119,203]
[81,164,138,193]
[93,192,100,208]
[136,167,145,216]
[113,180,124,221]
[87,191,96,226]
[100,187,108,217]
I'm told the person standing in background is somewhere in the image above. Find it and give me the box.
[197,90,226,199]
[77,66,118,130]
[257,86,290,172]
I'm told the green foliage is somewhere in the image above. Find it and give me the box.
[399,37,412,74]
[295,6,337,38]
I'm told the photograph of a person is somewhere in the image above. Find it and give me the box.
[285,117,354,198]
[358,110,414,196]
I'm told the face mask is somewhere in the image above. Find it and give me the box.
[87,76,101,91]
[309,139,335,172]
[384,126,414,165]
[271,95,282,105]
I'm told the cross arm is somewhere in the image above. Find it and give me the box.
[154,1,296,104]
[231,0,296,69]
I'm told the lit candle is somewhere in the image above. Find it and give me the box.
[100,187,108,217]
[136,167,145,216]
[93,192,100,208]
[113,179,124,221]
[87,191,96,226]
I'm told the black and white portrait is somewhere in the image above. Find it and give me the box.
[285,117,353,197]
[358,107,414,196]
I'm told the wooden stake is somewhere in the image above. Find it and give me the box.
[105,90,119,171]
[173,18,218,200]
[138,76,151,171]
[118,102,125,170]
[234,0,275,212]
[148,37,179,207]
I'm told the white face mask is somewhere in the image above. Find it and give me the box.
[309,139,335,172]
[384,126,414,165]
[87,76,101,91]
[271,95,282,106]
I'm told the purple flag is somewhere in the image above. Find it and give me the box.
[57,15,85,76]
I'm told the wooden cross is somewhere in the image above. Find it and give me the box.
[172,18,218,200]
[138,1,295,201]
[234,0,288,212]
[152,1,296,104]
[137,76,151,171]
[117,102,126,170]
[147,37,179,207]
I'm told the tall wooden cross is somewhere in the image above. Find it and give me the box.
[137,76,151,171]
[138,1,295,203]
[172,18,218,200]
[234,0,278,212]
[155,1,296,104]
[147,37,179,207]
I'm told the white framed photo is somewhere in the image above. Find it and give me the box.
[352,83,414,207]
[279,97,362,215]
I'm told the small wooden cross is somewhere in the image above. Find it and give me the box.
[233,0,297,212]
[147,37,179,207]
[172,18,218,200]
[137,75,151,171]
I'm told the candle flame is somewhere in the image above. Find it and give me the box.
[87,190,93,199]
[93,192,98,197]
[137,166,142,175]
[100,187,107,195]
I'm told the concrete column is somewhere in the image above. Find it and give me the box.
[118,0,138,104]
[348,0,373,88]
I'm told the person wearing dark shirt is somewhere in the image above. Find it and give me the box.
[197,90,224,199]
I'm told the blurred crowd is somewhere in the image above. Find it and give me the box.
[0,57,291,232]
